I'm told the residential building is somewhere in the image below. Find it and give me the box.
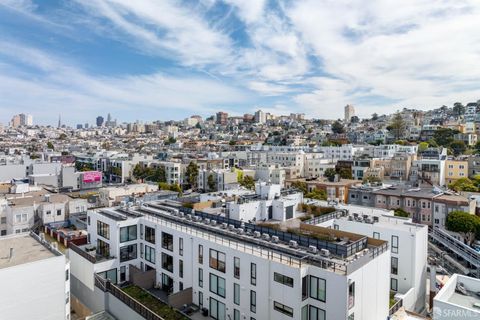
[433,274,480,319]
[0,233,70,320]
[216,112,228,125]
[444,159,468,185]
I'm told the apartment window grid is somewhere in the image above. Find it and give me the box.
[97,221,110,239]
[198,268,203,287]
[250,290,256,313]
[391,257,398,275]
[273,301,294,317]
[234,257,240,279]
[209,273,226,298]
[209,249,226,273]
[198,244,203,264]
[179,238,184,256]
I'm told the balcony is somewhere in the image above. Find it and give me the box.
[69,242,115,263]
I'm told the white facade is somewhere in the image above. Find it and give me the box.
[75,202,391,320]
[434,274,480,320]
[318,213,428,312]
[0,234,70,320]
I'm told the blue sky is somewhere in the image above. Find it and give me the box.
[0,0,480,126]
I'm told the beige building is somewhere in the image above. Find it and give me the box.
[445,159,468,185]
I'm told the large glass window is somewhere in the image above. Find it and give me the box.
[199,268,203,287]
[210,298,226,320]
[96,239,110,257]
[391,257,398,275]
[179,259,184,278]
[120,244,137,262]
[145,226,155,244]
[274,272,294,287]
[162,232,174,251]
[209,273,226,298]
[309,305,326,320]
[198,245,203,264]
[234,257,240,279]
[391,278,398,291]
[98,268,117,284]
[250,263,256,285]
[162,253,173,272]
[234,283,240,305]
[391,235,399,254]
[309,276,326,302]
[145,245,155,264]
[179,238,184,256]
[97,221,110,239]
[273,301,293,317]
[120,225,137,243]
[234,309,240,320]
[210,249,226,273]
[302,276,308,300]
[250,290,256,313]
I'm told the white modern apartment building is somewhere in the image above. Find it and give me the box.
[254,164,286,186]
[433,274,480,319]
[304,155,336,179]
[71,201,391,320]
[317,145,365,161]
[0,233,70,320]
[316,210,428,312]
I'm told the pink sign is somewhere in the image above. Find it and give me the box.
[82,171,102,183]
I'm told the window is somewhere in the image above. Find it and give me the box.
[87,216,90,225]
[274,272,294,287]
[250,290,256,313]
[391,235,399,254]
[145,246,155,264]
[209,273,226,298]
[198,291,203,307]
[120,225,137,243]
[234,283,240,305]
[373,232,380,239]
[209,297,226,320]
[302,276,308,300]
[234,257,240,279]
[179,238,184,256]
[348,281,355,309]
[391,278,398,291]
[309,305,326,320]
[198,245,203,264]
[162,232,173,251]
[273,301,293,317]
[234,309,240,320]
[97,221,110,239]
[56,209,62,216]
[199,268,203,287]
[391,257,398,275]
[179,259,184,278]
[96,239,110,257]
[210,249,226,273]
[145,226,155,244]
[98,268,117,284]
[250,263,256,285]
[309,276,326,302]
[179,282,183,291]
[0,217,6,224]
[120,244,137,262]
[66,270,69,281]
[162,253,173,272]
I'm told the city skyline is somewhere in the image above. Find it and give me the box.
[1,1,480,125]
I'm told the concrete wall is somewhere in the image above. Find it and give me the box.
[129,264,156,289]
[168,287,193,309]
[106,292,144,320]
[0,164,27,182]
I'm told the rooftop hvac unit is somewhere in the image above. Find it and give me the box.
[179,212,185,218]
[289,240,298,248]
[253,231,261,238]
[348,215,353,221]
[211,220,217,226]
[271,236,279,243]
[237,228,245,235]
[221,223,228,229]
[308,245,318,254]
[355,253,361,259]
[204,218,211,225]
[365,217,373,224]
[194,216,202,222]
[262,233,270,241]
[320,249,330,257]
[363,249,370,255]
[186,214,192,220]
[228,224,235,231]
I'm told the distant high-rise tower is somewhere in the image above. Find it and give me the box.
[216,112,228,125]
[58,114,61,128]
[344,104,355,122]
[96,116,104,127]
[254,110,266,124]
[10,113,33,127]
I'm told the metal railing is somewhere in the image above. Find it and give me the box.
[303,211,342,225]
[389,298,403,316]
[69,243,97,263]
[429,227,480,269]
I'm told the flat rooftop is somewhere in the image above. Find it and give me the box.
[0,234,58,270]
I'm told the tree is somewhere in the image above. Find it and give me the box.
[390,112,406,140]
[207,174,216,191]
[418,142,429,153]
[371,113,379,121]
[450,140,466,156]
[239,175,255,190]
[433,128,458,147]
[331,121,345,134]
[453,102,465,116]
[305,188,327,201]
[291,181,307,194]
[324,168,337,182]
[449,178,478,192]
[394,208,410,218]
[338,168,352,179]
[475,141,480,154]
[446,211,480,244]
[350,116,359,124]
[363,175,382,184]
[58,133,67,140]
[47,141,54,150]
[185,162,199,190]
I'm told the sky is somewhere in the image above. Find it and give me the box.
[1,0,480,126]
